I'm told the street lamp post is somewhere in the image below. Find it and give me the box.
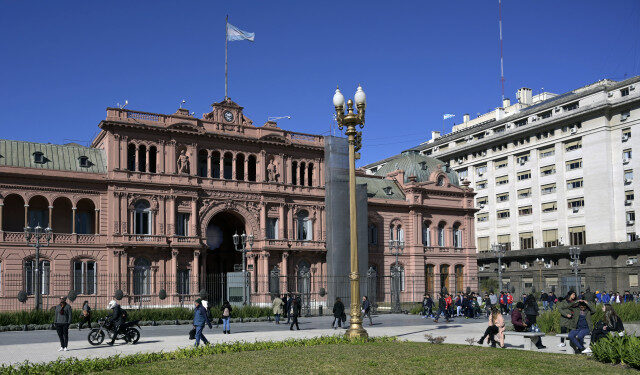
[389,238,405,313]
[333,84,367,339]
[24,225,52,310]
[491,243,507,292]
[569,246,582,296]
[233,232,254,305]
[535,257,545,292]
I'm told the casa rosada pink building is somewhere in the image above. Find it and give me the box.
[0,98,478,310]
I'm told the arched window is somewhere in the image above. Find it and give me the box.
[296,260,311,295]
[197,149,208,177]
[3,194,25,232]
[437,175,445,186]
[25,259,50,295]
[138,144,147,172]
[425,264,435,296]
[52,197,73,233]
[236,153,245,180]
[438,222,446,246]
[27,196,49,228]
[248,155,257,181]
[127,144,136,171]
[297,210,312,241]
[73,259,96,295]
[134,200,152,235]
[368,223,378,245]
[300,162,306,186]
[291,161,298,185]
[307,163,314,186]
[211,151,221,178]
[148,146,157,173]
[440,264,450,293]
[76,198,95,234]
[133,258,151,295]
[453,222,462,248]
[455,265,464,293]
[422,221,431,246]
[223,152,233,179]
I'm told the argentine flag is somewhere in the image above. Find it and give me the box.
[227,22,255,42]
[443,114,455,120]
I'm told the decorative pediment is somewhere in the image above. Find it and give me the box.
[167,122,204,133]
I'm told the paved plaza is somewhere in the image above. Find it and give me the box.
[0,313,606,367]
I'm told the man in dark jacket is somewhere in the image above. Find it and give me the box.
[361,296,373,325]
[433,293,452,323]
[54,296,72,351]
[583,288,596,304]
[193,298,212,347]
[106,300,126,346]
[289,298,300,330]
[285,294,293,324]
[422,294,433,317]
[332,297,345,329]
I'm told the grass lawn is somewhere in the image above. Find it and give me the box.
[94,342,635,375]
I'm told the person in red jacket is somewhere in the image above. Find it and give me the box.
[506,293,514,313]
[445,294,453,318]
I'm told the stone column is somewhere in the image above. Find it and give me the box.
[193,250,200,294]
[285,156,292,184]
[114,135,121,170]
[120,137,128,170]
[0,203,3,231]
[189,145,197,176]
[94,209,100,234]
[134,145,140,172]
[259,203,267,239]
[244,157,249,181]
[122,196,128,234]
[281,251,289,292]
[48,205,53,230]
[206,150,212,178]
[160,141,166,173]
[145,147,150,172]
[24,204,28,228]
[72,207,77,234]
[191,198,197,237]
[171,249,179,297]
[231,154,237,180]
[278,204,285,240]
[259,150,266,182]
[168,196,176,236]
[287,205,294,240]
[219,152,224,178]
[258,252,269,297]
[168,141,177,174]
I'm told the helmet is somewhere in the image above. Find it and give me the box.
[107,300,116,309]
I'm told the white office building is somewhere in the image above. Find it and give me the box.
[364,76,640,295]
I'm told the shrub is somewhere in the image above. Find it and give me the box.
[537,302,640,334]
[591,334,640,369]
[0,336,398,374]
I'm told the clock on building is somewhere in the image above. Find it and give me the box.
[223,110,234,122]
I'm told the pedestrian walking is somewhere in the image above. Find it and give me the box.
[221,300,232,334]
[78,300,91,330]
[557,290,577,347]
[289,298,300,330]
[54,296,72,351]
[272,295,284,324]
[285,294,293,324]
[433,293,452,323]
[192,298,212,347]
[422,294,434,317]
[332,297,345,329]
[361,296,373,325]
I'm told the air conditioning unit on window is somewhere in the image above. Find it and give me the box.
[481,151,487,156]
[572,207,580,213]
[627,220,635,226]
[478,172,484,177]
[555,107,561,112]
[519,160,526,166]
[625,199,632,206]
[570,127,578,134]
[623,134,630,142]
[626,258,638,266]
[625,178,632,184]
[544,263,553,269]
[624,158,630,165]
[478,266,485,271]
[521,264,528,270]
[608,92,614,97]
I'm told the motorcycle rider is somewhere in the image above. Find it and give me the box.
[106,300,126,346]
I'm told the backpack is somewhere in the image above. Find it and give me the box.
[223,307,230,317]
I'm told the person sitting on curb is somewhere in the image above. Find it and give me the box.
[568,300,595,354]
[511,302,545,349]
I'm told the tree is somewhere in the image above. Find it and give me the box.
[479,278,499,294]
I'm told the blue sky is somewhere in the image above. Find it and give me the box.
[1,0,639,166]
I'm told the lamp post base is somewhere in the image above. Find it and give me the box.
[345,323,369,339]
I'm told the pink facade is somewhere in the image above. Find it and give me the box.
[0,98,477,310]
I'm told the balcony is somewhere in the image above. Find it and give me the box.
[263,239,326,251]
[423,246,468,254]
[170,236,201,246]
[0,231,104,245]
[121,234,169,246]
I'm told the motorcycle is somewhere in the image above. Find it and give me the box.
[88,317,141,346]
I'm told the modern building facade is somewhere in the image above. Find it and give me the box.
[365,76,640,296]
[0,97,477,311]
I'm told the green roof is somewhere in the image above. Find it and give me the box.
[371,150,460,186]
[356,176,405,200]
[0,139,106,174]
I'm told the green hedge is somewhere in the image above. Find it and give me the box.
[0,305,274,327]
[537,303,640,334]
[0,335,397,374]
[591,334,640,369]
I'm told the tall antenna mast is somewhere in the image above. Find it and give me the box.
[498,0,505,101]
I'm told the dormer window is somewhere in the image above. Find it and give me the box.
[33,151,45,164]
[78,156,90,168]
[419,161,427,170]
[383,187,393,196]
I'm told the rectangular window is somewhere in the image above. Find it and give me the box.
[626,190,635,202]
[457,168,468,179]
[538,110,552,119]
[564,139,582,152]
[493,126,506,134]
[476,164,487,175]
[476,213,489,222]
[519,232,534,250]
[624,149,632,161]
[543,229,558,247]
[25,260,50,296]
[540,165,556,176]
[518,206,532,216]
[539,146,555,158]
[562,102,579,111]
[623,128,631,141]
[497,234,511,251]
[176,213,190,236]
[567,178,584,189]
[625,169,633,183]
[477,237,490,252]
[496,193,509,202]
[476,196,488,205]
[627,233,636,241]
[627,211,636,222]
[517,170,531,181]
[518,188,532,199]
[569,226,586,245]
[516,153,530,165]
[494,158,508,169]
[476,180,487,189]
[74,261,96,295]
[621,87,630,97]
[514,118,528,127]
[541,183,556,195]
[566,158,583,171]
[630,274,639,288]
[266,218,279,240]
[496,209,510,219]
[568,197,585,209]
[177,269,190,295]
[496,175,509,185]
[523,277,534,289]
[541,201,558,213]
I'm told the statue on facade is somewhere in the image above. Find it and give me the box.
[177,150,190,174]
[267,158,279,182]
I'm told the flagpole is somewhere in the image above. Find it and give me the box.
[225,15,228,100]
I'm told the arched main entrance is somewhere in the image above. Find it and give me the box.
[205,211,245,275]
